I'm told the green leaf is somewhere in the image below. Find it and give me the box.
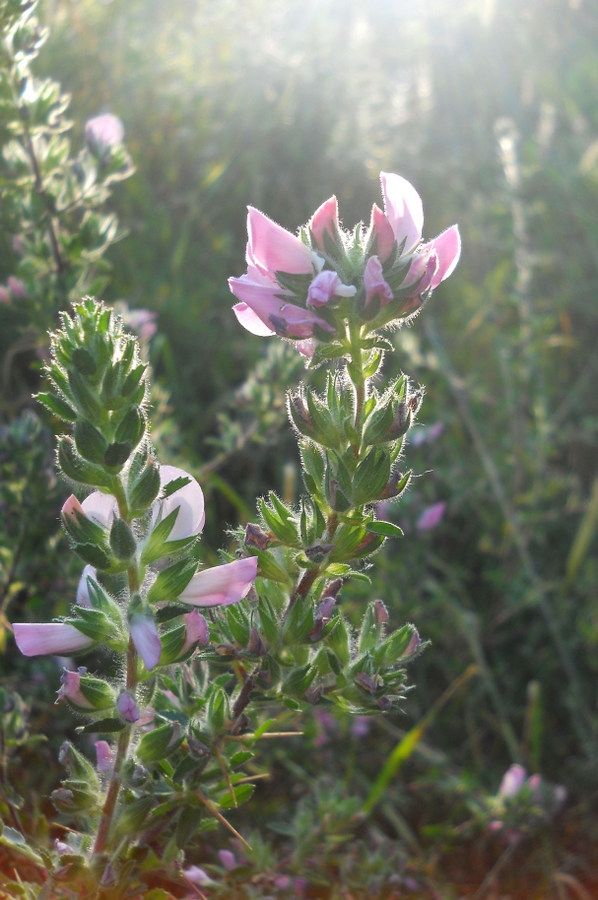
[366,521,404,538]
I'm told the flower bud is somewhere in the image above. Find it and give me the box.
[117,691,140,723]
[244,522,270,551]
[95,740,114,774]
[58,669,115,712]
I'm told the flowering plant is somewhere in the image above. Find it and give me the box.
[7,163,459,894]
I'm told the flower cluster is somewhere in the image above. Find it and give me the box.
[14,464,257,670]
[229,172,460,354]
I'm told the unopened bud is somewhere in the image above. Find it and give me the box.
[355,672,379,694]
[244,522,270,551]
[288,392,314,436]
[248,626,267,656]
[117,691,140,723]
[373,600,389,624]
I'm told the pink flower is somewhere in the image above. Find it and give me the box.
[123,308,157,341]
[178,556,258,608]
[80,464,205,543]
[306,270,356,309]
[85,113,125,151]
[416,502,446,532]
[13,622,94,657]
[378,172,461,297]
[218,849,237,870]
[229,207,335,343]
[7,276,27,299]
[309,195,339,251]
[58,669,94,708]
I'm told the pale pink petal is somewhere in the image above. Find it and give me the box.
[76,565,97,608]
[380,172,424,254]
[402,250,439,292]
[130,615,162,671]
[178,557,258,607]
[229,276,334,339]
[233,302,276,336]
[13,622,94,657]
[426,225,461,288]
[368,204,396,263]
[81,491,117,529]
[247,206,313,276]
[154,465,205,541]
[309,196,338,251]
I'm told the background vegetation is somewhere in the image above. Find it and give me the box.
[2,0,598,896]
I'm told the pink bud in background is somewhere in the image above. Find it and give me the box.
[218,849,237,871]
[416,502,446,532]
[117,691,140,723]
[85,113,125,151]
[7,276,27,299]
[499,763,527,798]
[0,285,10,303]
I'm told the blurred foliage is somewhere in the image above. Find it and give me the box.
[1,0,598,895]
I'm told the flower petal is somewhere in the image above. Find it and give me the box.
[178,557,258,607]
[368,203,396,263]
[426,225,461,289]
[364,255,393,308]
[81,491,117,528]
[155,465,205,541]
[13,622,94,657]
[233,302,276,336]
[247,206,313,276]
[130,615,162,671]
[309,196,338,251]
[76,564,97,608]
[380,172,424,254]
